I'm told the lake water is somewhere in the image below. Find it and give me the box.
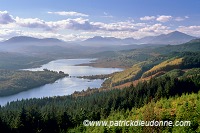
[0,58,123,106]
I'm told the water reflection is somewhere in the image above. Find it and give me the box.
[0,58,123,106]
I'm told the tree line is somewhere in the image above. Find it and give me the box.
[0,74,199,132]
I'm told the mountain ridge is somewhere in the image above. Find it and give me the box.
[1,31,197,46]
[3,36,63,44]
[83,31,196,45]
[149,31,196,44]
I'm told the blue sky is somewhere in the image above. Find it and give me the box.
[0,0,200,41]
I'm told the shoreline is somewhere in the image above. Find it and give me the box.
[0,70,68,97]
[76,58,128,69]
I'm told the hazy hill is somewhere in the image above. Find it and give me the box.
[0,36,88,57]
[0,36,65,50]
[149,31,196,44]
[82,36,123,46]
[153,38,200,54]
[0,36,145,56]
[0,32,198,61]
[187,38,200,43]
[82,31,196,46]
[122,37,139,44]
[3,36,63,44]
[0,31,196,55]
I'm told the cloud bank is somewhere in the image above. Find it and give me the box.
[156,15,172,22]
[0,10,199,41]
[140,16,155,21]
[0,11,15,24]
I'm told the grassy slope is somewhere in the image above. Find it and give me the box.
[109,62,145,87]
[112,68,200,89]
[142,58,183,78]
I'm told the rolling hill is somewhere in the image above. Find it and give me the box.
[102,39,200,88]
[142,57,184,78]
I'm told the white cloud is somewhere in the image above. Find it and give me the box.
[0,29,22,40]
[81,23,171,39]
[15,17,51,30]
[185,16,189,19]
[0,16,172,40]
[0,23,172,41]
[0,10,173,40]
[48,11,89,17]
[177,25,200,36]
[0,29,18,36]
[12,15,167,34]
[0,11,15,24]
[103,12,108,16]
[0,23,16,29]
[140,16,155,21]
[156,15,172,22]
[91,21,146,32]
[139,23,171,34]
[45,18,143,32]
[102,12,114,18]
[2,11,199,41]
[174,16,189,21]
[0,29,85,41]
[127,17,134,22]
[174,17,185,21]
[47,18,99,31]
[21,31,78,41]
[14,17,98,31]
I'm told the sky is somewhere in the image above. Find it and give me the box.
[0,0,200,41]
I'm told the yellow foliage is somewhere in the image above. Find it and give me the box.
[142,58,183,78]
[110,62,146,86]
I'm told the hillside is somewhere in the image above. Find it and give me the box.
[1,1,200,133]
[102,40,200,88]
[106,62,145,87]
[0,72,199,132]
[0,69,68,96]
[0,52,52,69]
[83,91,200,133]
[142,58,184,78]
[0,39,199,132]
[86,38,200,69]
[82,31,196,46]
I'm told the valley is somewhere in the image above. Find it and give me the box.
[0,32,200,132]
[1,1,200,132]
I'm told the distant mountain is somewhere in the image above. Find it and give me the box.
[150,31,196,44]
[122,38,139,44]
[82,31,196,46]
[0,36,78,55]
[3,36,63,44]
[86,36,120,42]
[3,31,195,47]
[187,38,200,43]
[83,36,140,46]
[82,36,122,46]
